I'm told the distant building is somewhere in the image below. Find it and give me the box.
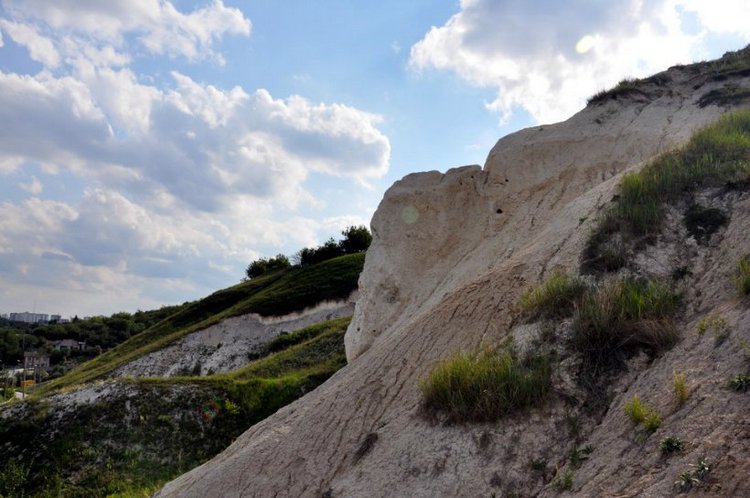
[50,339,86,351]
[50,314,61,322]
[0,313,8,320]
[10,312,50,324]
[23,351,50,370]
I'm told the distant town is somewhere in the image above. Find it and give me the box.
[0,311,89,324]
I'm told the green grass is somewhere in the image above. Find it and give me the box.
[35,254,363,397]
[0,317,351,498]
[519,270,588,321]
[673,370,688,405]
[738,256,750,296]
[419,345,553,423]
[624,394,661,432]
[587,78,642,105]
[583,110,750,273]
[571,278,680,371]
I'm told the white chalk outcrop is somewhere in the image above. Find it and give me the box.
[110,295,356,378]
[157,52,750,497]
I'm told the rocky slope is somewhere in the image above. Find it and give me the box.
[157,47,750,497]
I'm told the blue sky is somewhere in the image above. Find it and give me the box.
[0,0,748,317]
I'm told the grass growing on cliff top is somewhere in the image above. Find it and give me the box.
[419,345,553,423]
[35,253,363,397]
[583,110,750,273]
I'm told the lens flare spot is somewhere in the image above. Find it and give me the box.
[401,205,419,224]
[576,35,595,54]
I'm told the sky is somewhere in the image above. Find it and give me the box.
[0,1,749,318]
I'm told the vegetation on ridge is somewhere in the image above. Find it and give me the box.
[583,109,750,273]
[34,252,363,397]
[0,317,351,497]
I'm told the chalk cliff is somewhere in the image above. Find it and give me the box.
[157,47,750,498]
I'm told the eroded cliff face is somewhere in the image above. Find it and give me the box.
[157,49,750,498]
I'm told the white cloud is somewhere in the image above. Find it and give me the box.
[409,0,750,124]
[2,0,251,62]
[0,19,60,67]
[0,1,390,315]
[19,176,42,194]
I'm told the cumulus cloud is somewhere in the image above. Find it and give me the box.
[410,0,750,124]
[0,0,391,315]
[0,69,390,212]
[1,0,251,62]
[0,19,60,67]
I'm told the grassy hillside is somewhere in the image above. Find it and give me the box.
[0,317,350,498]
[34,253,363,397]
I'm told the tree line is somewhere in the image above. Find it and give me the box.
[245,225,372,279]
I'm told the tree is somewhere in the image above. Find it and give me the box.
[339,225,372,254]
[245,254,291,279]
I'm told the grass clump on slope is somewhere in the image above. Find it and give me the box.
[520,270,589,321]
[572,278,680,372]
[419,345,553,423]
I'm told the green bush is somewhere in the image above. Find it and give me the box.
[519,270,588,321]
[419,346,553,423]
[571,278,680,369]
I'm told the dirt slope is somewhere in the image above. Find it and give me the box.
[157,48,750,498]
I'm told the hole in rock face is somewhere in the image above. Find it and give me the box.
[496,208,503,214]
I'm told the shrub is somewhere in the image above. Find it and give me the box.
[738,256,750,296]
[660,436,684,455]
[419,346,553,423]
[673,370,688,405]
[571,278,679,370]
[519,270,588,321]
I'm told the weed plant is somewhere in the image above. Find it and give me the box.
[520,270,588,321]
[729,373,750,391]
[624,394,662,432]
[554,468,574,492]
[737,256,750,296]
[419,346,553,423]
[660,436,684,455]
[673,370,688,404]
